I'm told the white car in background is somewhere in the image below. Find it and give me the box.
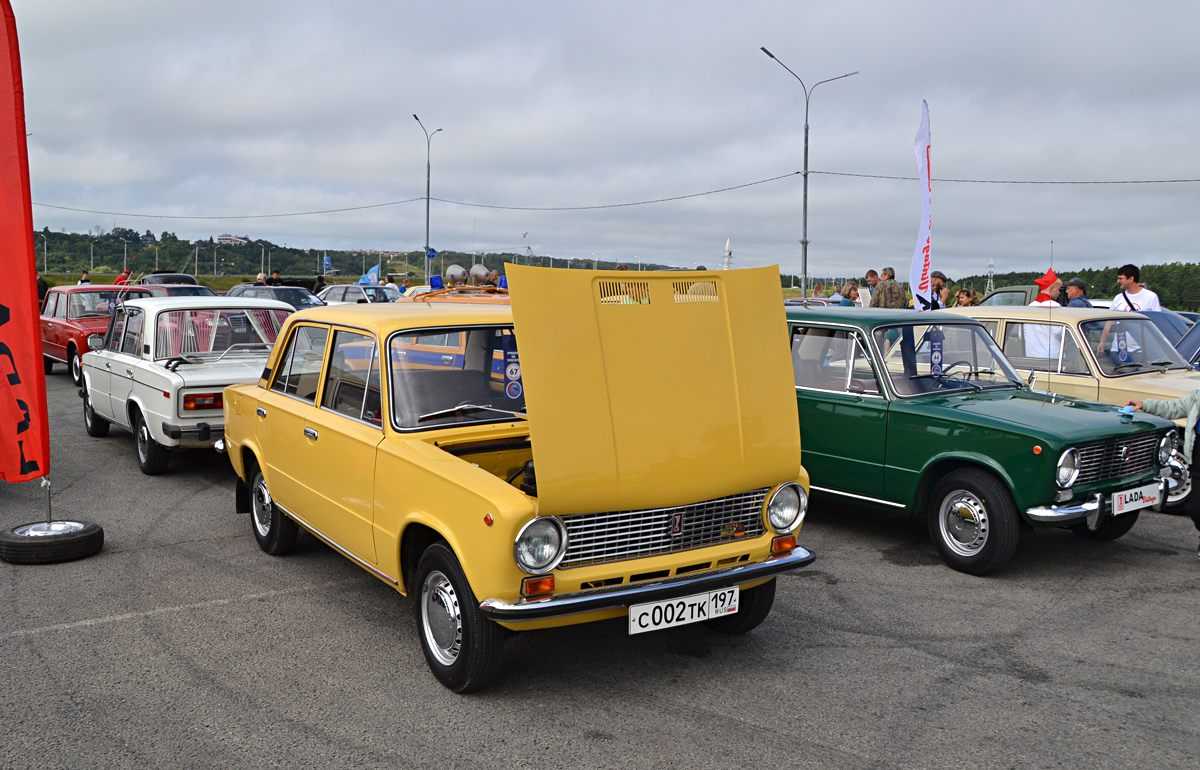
[80,296,293,474]
[317,284,402,304]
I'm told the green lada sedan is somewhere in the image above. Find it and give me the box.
[787,307,1180,575]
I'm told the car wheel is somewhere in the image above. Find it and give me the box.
[1070,511,1140,542]
[0,520,104,565]
[68,346,82,386]
[82,387,110,438]
[250,468,298,555]
[134,410,170,475]
[1163,451,1191,513]
[704,578,776,635]
[415,542,504,693]
[928,468,1020,576]
[43,356,53,375]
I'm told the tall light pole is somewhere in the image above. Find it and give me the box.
[39,233,46,273]
[119,237,128,272]
[760,47,857,298]
[413,114,442,274]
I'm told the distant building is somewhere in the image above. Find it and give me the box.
[217,234,251,246]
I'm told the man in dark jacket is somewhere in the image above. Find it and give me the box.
[1064,277,1092,308]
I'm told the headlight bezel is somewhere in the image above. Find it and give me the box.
[765,482,807,533]
[1158,430,1178,466]
[1056,447,1080,489]
[512,516,568,575]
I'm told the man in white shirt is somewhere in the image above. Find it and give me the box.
[1098,264,1161,363]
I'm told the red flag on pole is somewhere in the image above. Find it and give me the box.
[0,0,49,483]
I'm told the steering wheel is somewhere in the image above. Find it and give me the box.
[939,360,973,374]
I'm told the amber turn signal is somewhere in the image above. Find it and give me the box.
[771,535,796,554]
[521,575,554,597]
[183,392,223,410]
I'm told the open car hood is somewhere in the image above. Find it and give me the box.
[507,264,801,516]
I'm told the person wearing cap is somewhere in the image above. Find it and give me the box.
[929,270,950,309]
[1064,277,1092,308]
[1029,269,1062,308]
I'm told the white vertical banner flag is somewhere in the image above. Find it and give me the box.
[908,100,933,311]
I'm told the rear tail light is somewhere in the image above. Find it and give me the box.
[183,392,223,410]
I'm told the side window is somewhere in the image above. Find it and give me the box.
[1003,322,1084,373]
[328,287,345,302]
[121,310,144,356]
[979,320,998,341]
[107,309,127,351]
[54,294,68,319]
[790,327,881,395]
[270,326,329,403]
[321,330,380,425]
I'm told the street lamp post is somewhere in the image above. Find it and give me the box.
[413,114,442,273]
[760,47,857,299]
[119,237,128,272]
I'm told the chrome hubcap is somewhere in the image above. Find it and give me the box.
[13,521,86,537]
[939,490,989,557]
[1168,452,1190,505]
[422,570,462,666]
[83,393,93,425]
[71,354,81,383]
[252,477,272,537]
[137,421,149,462]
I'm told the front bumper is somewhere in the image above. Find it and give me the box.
[1025,476,1171,529]
[478,547,815,621]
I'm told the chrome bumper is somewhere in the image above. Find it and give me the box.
[1025,477,1169,529]
[478,547,815,622]
[161,421,220,443]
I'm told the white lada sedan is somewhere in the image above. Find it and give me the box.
[80,296,293,474]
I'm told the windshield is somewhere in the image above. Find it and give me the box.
[273,288,324,307]
[363,286,394,302]
[141,274,197,285]
[68,290,150,319]
[389,325,523,430]
[154,308,291,359]
[874,322,1023,396]
[382,286,403,301]
[1081,318,1192,375]
[160,285,216,297]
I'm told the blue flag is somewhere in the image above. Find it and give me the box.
[358,263,380,285]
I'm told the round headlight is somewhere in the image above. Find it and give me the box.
[513,517,567,574]
[1158,431,1178,465]
[767,483,806,533]
[1056,447,1080,488]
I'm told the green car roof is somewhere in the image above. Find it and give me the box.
[784,306,985,328]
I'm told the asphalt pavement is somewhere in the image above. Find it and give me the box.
[2,371,1198,769]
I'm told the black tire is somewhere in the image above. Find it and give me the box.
[928,468,1020,576]
[250,469,298,555]
[82,387,110,438]
[414,542,505,693]
[68,346,82,386]
[134,410,170,475]
[0,520,104,565]
[43,356,53,375]
[1071,510,1140,541]
[705,578,776,635]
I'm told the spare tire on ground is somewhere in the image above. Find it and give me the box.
[0,520,104,564]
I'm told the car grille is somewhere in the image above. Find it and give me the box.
[1076,434,1159,485]
[559,488,769,569]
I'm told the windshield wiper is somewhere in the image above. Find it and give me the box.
[1112,362,1144,371]
[1147,359,1184,369]
[418,404,527,422]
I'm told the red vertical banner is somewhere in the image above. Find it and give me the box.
[0,0,49,482]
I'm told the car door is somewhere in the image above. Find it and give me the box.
[257,324,329,515]
[998,320,1099,401]
[108,307,146,422]
[41,292,63,361]
[790,324,889,499]
[300,328,384,562]
[86,308,124,419]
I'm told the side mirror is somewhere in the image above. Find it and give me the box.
[87,334,104,351]
[1026,371,1038,390]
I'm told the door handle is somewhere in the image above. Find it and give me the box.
[105,362,111,369]
[441,355,454,363]
[125,368,133,375]
[256,407,267,417]
[304,427,318,440]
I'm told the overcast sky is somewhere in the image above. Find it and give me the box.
[14,0,1200,279]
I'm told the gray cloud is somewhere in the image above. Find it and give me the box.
[17,0,1200,279]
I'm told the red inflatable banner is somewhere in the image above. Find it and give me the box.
[0,0,48,483]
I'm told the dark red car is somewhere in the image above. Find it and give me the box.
[41,284,152,385]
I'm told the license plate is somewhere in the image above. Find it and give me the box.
[628,586,739,635]
[1112,482,1160,515]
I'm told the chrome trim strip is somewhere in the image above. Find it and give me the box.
[809,485,906,508]
[478,547,815,621]
[1025,494,1099,523]
[276,503,398,585]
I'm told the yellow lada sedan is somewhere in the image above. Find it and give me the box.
[221,265,814,692]
[947,305,1200,506]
